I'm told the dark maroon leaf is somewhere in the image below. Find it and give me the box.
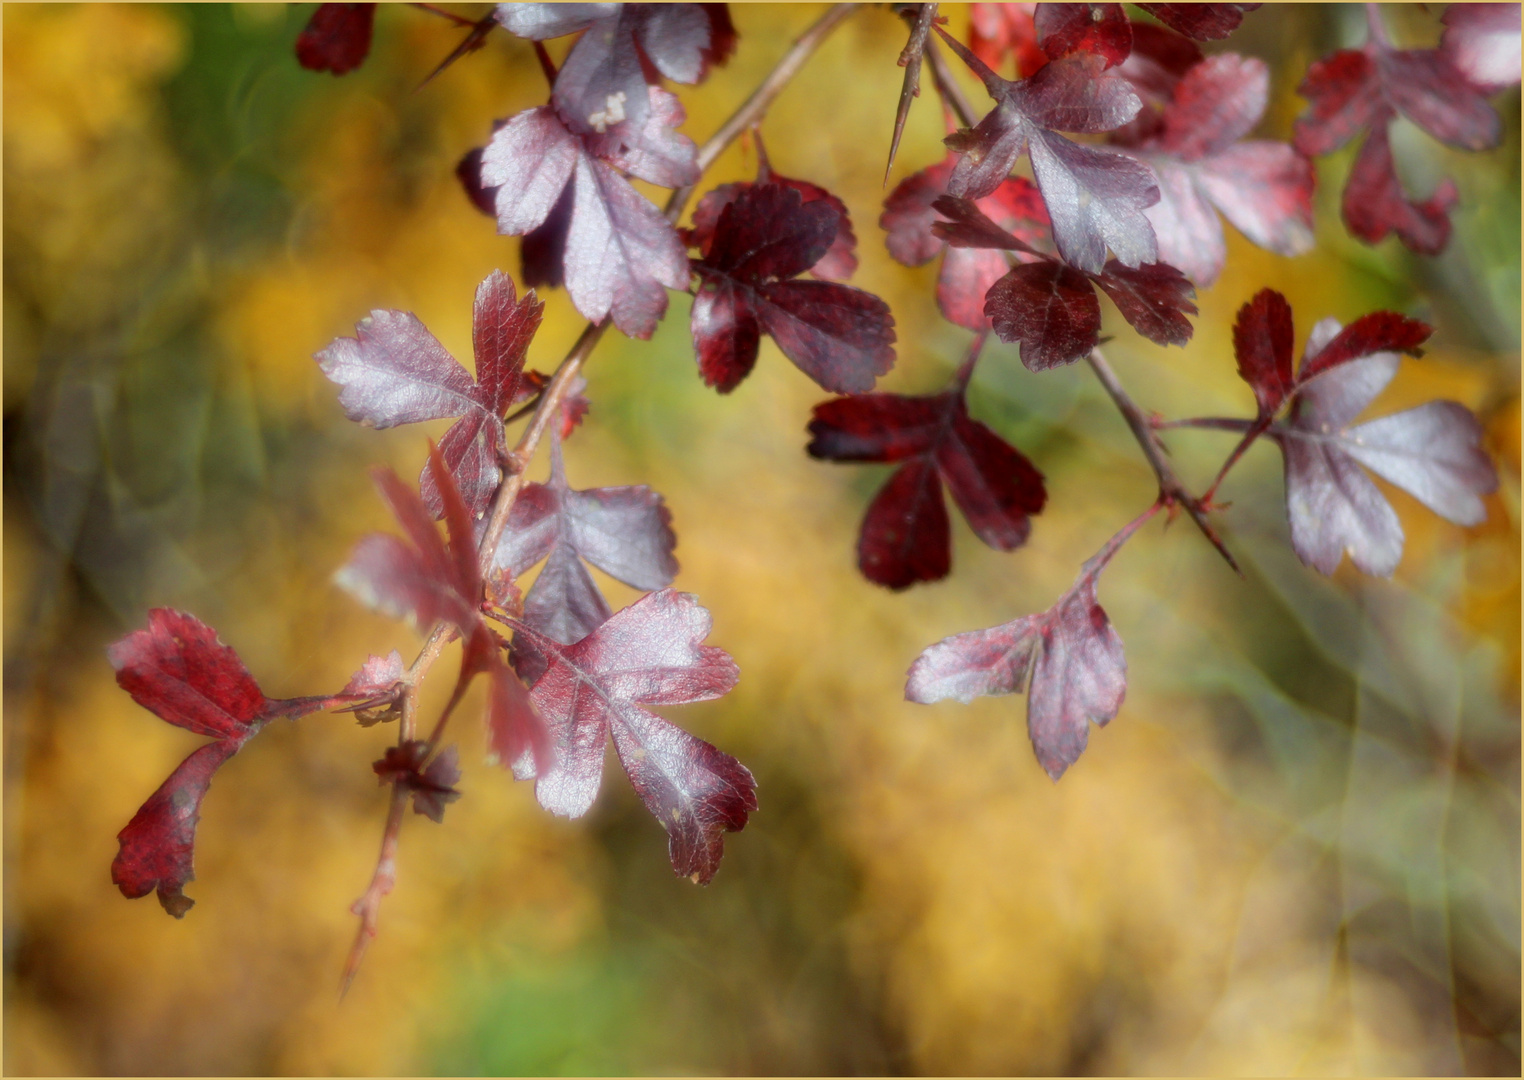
[937,27,1159,273]
[686,139,859,282]
[1114,53,1313,284]
[906,561,1126,780]
[984,260,1101,370]
[1297,309,1431,384]
[1441,3,1522,92]
[373,742,462,823]
[1274,318,1496,577]
[522,185,574,289]
[1135,3,1258,41]
[481,105,690,338]
[934,194,1194,363]
[296,3,375,75]
[691,185,895,394]
[1232,287,1295,417]
[1295,24,1502,255]
[881,156,1050,330]
[1342,124,1458,254]
[1034,3,1131,67]
[114,739,242,917]
[1090,260,1196,346]
[510,589,755,884]
[492,439,678,653]
[808,387,1047,589]
[457,145,499,217]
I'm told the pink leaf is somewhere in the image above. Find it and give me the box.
[514,590,754,884]
[906,564,1126,780]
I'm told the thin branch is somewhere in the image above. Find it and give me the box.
[1200,416,1275,505]
[409,2,476,28]
[1080,497,1166,586]
[1086,348,1242,575]
[924,33,980,129]
[666,3,860,215]
[1152,416,1256,433]
[340,784,407,999]
[342,1,861,993]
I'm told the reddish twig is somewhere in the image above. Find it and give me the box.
[341,0,863,994]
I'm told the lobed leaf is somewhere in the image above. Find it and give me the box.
[906,564,1126,780]
[808,388,1046,589]
[512,590,754,884]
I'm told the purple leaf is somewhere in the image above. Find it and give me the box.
[984,260,1101,370]
[481,106,690,338]
[513,589,755,884]
[491,439,678,650]
[1135,3,1258,41]
[937,29,1159,273]
[906,561,1126,780]
[1272,317,1495,577]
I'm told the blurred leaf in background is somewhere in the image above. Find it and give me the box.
[4,3,1518,1075]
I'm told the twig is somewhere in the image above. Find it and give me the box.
[1086,348,1242,575]
[666,4,860,215]
[342,0,863,994]
[924,34,979,129]
[340,784,406,998]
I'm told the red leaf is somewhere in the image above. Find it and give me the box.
[937,28,1158,273]
[1341,125,1458,255]
[1232,287,1295,417]
[295,3,375,75]
[692,185,895,394]
[881,157,1050,330]
[687,145,859,281]
[809,388,1046,589]
[108,609,271,740]
[906,564,1126,780]
[1297,309,1432,384]
[109,610,363,916]
[1135,3,1258,41]
[113,739,243,917]
[968,2,1046,79]
[1034,3,1132,68]
[1294,26,1502,255]
[512,590,755,884]
[984,260,1102,370]
[480,105,690,338]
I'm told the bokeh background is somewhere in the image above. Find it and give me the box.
[4,3,1519,1074]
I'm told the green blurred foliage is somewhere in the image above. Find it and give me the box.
[4,4,1518,1075]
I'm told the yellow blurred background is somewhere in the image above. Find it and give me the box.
[4,4,1518,1074]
